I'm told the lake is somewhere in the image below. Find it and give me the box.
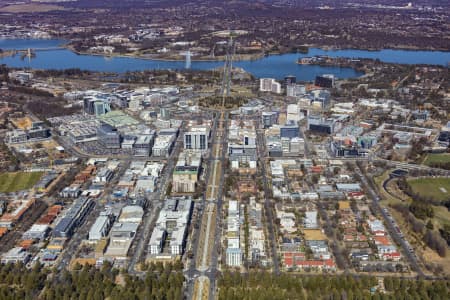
[1,39,449,81]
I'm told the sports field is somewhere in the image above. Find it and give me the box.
[407,177,450,202]
[0,172,43,193]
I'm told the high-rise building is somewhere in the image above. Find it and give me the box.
[315,74,335,88]
[259,78,281,94]
[284,75,296,86]
[84,97,110,116]
[93,101,111,116]
[83,97,96,115]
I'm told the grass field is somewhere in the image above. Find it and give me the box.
[423,153,450,166]
[407,177,450,202]
[0,172,43,193]
[0,4,65,13]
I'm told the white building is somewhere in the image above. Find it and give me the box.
[148,197,193,257]
[148,227,166,255]
[259,78,281,94]
[226,247,242,267]
[286,104,303,123]
[119,206,144,223]
[184,126,210,151]
[226,200,243,267]
[304,211,318,229]
[94,168,114,183]
[89,212,113,241]
[152,134,176,158]
[1,247,31,264]
[286,84,306,97]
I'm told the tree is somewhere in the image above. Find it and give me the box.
[426,220,434,230]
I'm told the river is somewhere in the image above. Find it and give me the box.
[1,39,449,81]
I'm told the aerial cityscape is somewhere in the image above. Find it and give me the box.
[0,0,449,299]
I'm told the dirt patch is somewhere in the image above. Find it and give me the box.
[10,117,33,130]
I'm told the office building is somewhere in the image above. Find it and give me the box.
[226,200,242,267]
[315,74,335,88]
[307,115,336,134]
[286,84,306,97]
[310,89,331,109]
[1,247,31,264]
[172,150,202,193]
[27,126,50,140]
[184,126,210,151]
[148,197,193,257]
[226,247,242,267]
[5,130,28,144]
[261,111,279,128]
[280,122,300,138]
[89,211,114,241]
[94,101,111,116]
[53,197,94,238]
[133,133,155,156]
[259,78,282,94]
[97,123,121,149]
[152,133,176,157]
[286,104,302,123]
[284,75,296,86]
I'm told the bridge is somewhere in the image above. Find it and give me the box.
[1,47,64,60]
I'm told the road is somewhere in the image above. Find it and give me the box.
[185,112,220,300]
[256,121,280,275]
[186,110,228,300]
[356,165,425,278]
[128,127,185,274]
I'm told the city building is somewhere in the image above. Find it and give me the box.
[104,222,139,258]
[133,133,155,156]
[315,74,335,88]
[284,75,296,86]
[148,197,193,257]
[226,200,242,267]
[1,247,31,264]
[259,78,282,94]
[307,115,336,134]
[286,84,306,98]
[280,122,300,139]
[152,133,176,158]
[53,197,94,238]
[184,125,210,151]
[89,211,114,241]
[261,111,279,128]
[172,150,202,193]
[97,123,121,149]
[5,129,28,144]
[84,97,111,116]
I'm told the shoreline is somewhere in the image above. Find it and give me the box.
[1,38,449,64]
[65,44,265,62]
[1,37,449,54]
[66,44,450,63]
